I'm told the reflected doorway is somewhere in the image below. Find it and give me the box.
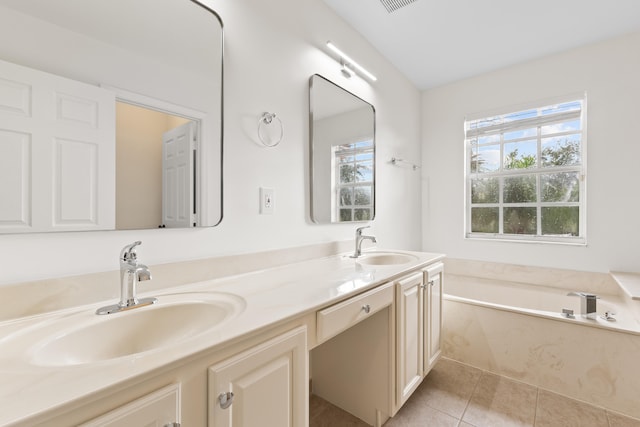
[115,102,198,229]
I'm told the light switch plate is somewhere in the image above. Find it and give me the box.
[260,187,274,214]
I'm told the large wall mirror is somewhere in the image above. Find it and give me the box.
[309,74,375,223]
[0,0,223,233]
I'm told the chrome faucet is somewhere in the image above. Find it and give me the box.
[567,291,599,319]
[351,226,377,258]
[96,241,157,315]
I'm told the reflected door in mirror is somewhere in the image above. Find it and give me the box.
[0,59,115,233]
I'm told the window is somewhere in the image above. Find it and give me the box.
[334,140,374,222]
[465,94,586,243]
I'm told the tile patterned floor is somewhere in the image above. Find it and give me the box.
[310,358,640,427]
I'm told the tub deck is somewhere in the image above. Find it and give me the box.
[441,258,640,420]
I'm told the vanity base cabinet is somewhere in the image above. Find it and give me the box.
[395,272,424,409]
[17,318,313,427]
[7,257,444,427]
[208,326,308,427]
[79,383,180,426]
[310,281,395,427]
[425,262,443,372]
[393,263,444,413]
[311,307,394,427]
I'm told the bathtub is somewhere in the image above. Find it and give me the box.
[442,259,640,419]
[444,274,640,334]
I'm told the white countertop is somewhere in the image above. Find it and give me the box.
[611,271,640,300]
[0,249,443,426]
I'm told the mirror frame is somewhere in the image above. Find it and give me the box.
[309,74,376,224]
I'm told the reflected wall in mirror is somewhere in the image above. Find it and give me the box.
[0,0,223,233]
[309,74,375,223]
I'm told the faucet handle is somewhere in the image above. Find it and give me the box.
[356,225,371,235]
[120,241,142,262]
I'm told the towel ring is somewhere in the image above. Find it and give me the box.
[258,112,283,147]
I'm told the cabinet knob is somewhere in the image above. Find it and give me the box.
[429,280,435,286]
[362,304,371,314]
[218,391,234,409]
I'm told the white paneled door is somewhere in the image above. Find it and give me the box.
[162,121,195,228]
[0,59,115,233]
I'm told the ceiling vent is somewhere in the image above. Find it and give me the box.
[379,0,418,13]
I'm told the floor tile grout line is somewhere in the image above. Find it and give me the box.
[458,369,485,425]
[535,384,638,425]
[532,386,540,427]
[605,410,613,427]
[454,363,542,427]
[448,358,640,425]
[311,369,640,427]
[420,393,468,425]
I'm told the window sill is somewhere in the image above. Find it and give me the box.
[465,233,586,246]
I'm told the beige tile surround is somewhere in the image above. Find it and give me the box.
[311,358,640,427]
[442,258,640,420]
[444,258,621,295]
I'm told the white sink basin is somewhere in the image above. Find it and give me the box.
[23,292,245,366]
[355,252,418,266]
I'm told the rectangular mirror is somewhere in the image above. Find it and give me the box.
[0,0,223,233]
[309,74,375,223]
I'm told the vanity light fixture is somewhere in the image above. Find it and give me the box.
[340,59,354,79]
[326,41,377,82]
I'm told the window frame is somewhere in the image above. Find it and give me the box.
[332,138,374,222]
[464,93,587,245]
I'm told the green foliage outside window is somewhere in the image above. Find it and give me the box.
[336,141,373,222]
[467,96,585,242]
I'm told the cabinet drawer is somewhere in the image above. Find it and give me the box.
[317,282,393,343]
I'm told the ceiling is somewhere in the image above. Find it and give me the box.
[322,0,640,90]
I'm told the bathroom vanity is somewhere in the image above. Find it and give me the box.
[0,245,443,426]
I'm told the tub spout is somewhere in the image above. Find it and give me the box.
[567,291,599,319]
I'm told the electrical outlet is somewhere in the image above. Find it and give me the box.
[260,187,274,214]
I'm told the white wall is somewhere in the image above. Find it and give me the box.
[0,0,422,285]
[422,32,640,273]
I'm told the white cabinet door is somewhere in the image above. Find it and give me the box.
[208,327,308,427]
[424,262,444,372]
[394,263,444,412]
[80,383,180,427]
[0,58,115,233]
[395,272,424,407]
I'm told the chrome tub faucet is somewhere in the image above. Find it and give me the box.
[96,241,157,315]
[567,291,599,319]
[351,226,377,258]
